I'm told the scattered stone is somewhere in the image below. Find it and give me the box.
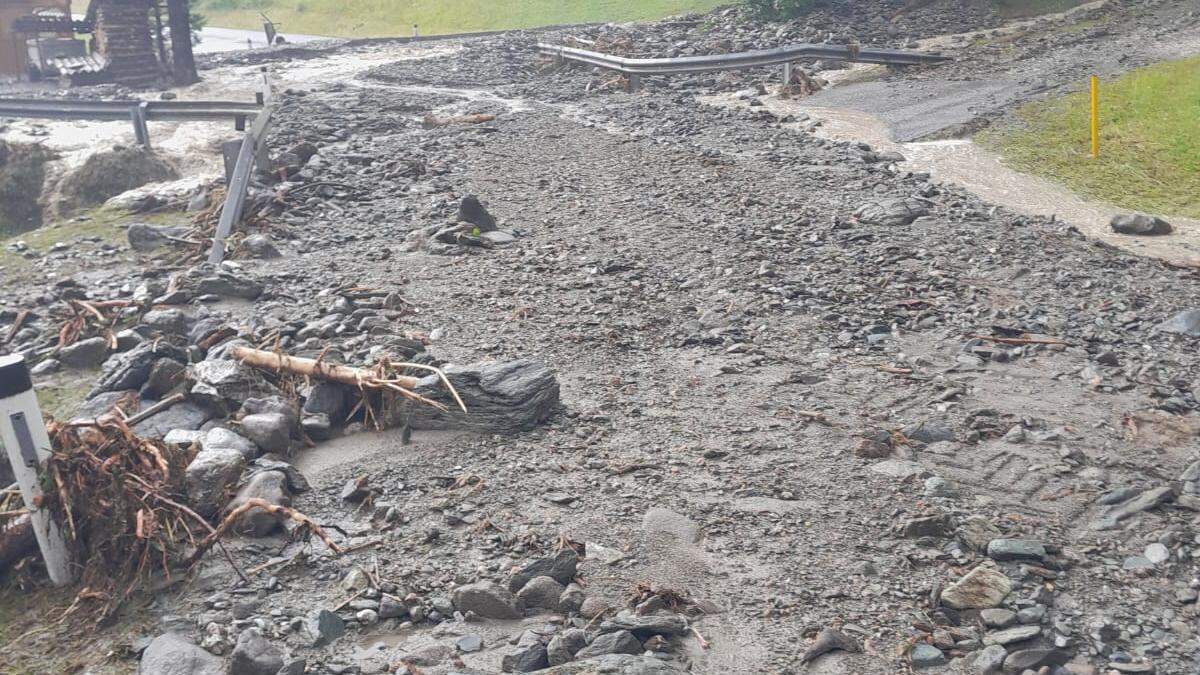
[452,581,522,619]
[923,476,957,498]
[503,642,550,673]
[987,539,1047,562]
[910,643,946,668]
[973,644,1008,673]
[1144,543,1170,564]
[1155,309,1200,338]
[1096,486,1175,529]
[981,609,1017,628]
[225,471,290,537]
[799,628,862,664]
[138,633,223,675]
[239,412,292,453]
[539,655,681,674]
[407,360,561,435]
[458,194,498,232]
[185,447,247,517]
[300,609,345,647]
[575,630,642,659]
[869,459,930,480]
[855,197,930,226]
[599,610,688,638]
[559,583,586,614]
[548,628,587,666]
[59,336,109,369]
[941,565,1012,609]
[509,549,579,592]
[1001,647,1070,673]
[516,575,565,611]
[341,476,371,503]
[228,628,284,675]
[202,427,259,461]
[902,513,956,538]
[958,516,1003,553]
[1110,213,1172,236]
[983,625,1041,646]
[128,223,190,252]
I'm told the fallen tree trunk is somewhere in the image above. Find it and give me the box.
[0,514,35,570]
[229,345,466,413]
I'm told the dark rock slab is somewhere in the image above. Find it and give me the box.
[409,359,560,435]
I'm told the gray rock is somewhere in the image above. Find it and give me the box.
[548,628,587,666]
[980,609,1017,628]
[973,644,1008,674]
[229,628,284,675]
[1096,486,1175,529]
[277,659,306,675]
[902,513,955,538]
[138,633,223,675]
[239,413,292,453]
[1122,555,1154,571]
[91,342,186,397]
[1110,213,1172,236]
[249,456,309,493]
[509,549,579,592]
[855,198,930,226]
[1016,606,1045,624]
[133,401,212,439]
[225,471,290,537]
[1156,309,1200,338]
[502,642,549,673]
[482,230,517,245]
[987,539,1046,562]
[1001,648,1070,673]
[940,566,1012,609]
[175,267,264,300]
[923,476,957,498]
[958,516,1003,553]
[186,447,247,517]
[452,581,521,619]
[559,583,586,614]
[599,610,688,638]
[575,630,642,659]
[516,575,565,611]
[378,595,408,620]
[242,234,281,259]
[139,358,187,399]
[1144,543,1170,564]
[141,309,192,336]
[303,382,351,419]
[59,336,109,369]
[903,421,955,444]
[983,625,1041,646]
[301,609,344,647]
[458,194,497,232]
[202,427,259,461]
[910,644,946,668]
[191,360,280,414]
[408,360,560,435]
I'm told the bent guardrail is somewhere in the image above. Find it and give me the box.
[0,98,264,148]
[537,42,949,91]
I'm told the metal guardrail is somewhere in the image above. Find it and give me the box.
[0,98,264,147]
[537,42,949,91]
[207,86,276,264]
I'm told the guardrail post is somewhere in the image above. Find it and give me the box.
[627,74,641,93]
[131,101,151,149]
[0,355,73,586]
[782,61,794,86]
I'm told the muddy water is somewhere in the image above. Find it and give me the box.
[704,92,1200,267]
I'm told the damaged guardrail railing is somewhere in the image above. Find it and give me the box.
[536,42,949,91]
[207,82,276,265]
[0,98,264,148]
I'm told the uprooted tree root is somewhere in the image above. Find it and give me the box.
[41,418,336,626]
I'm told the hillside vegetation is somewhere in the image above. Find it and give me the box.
[197,0,729,38]
[979,56,1200,219]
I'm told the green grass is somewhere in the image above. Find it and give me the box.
[197,0,728,38]
[978,56,1200,220]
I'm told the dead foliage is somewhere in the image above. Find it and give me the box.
[627,581,691,612]
[54,299,137,349]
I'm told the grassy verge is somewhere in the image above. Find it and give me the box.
[978,56,1200,220]
[197,0,727,38]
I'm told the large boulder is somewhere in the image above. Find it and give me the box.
[408,360,560,435]
[52,145,177,217]
[239,413,291,453]
[201,427,259,461]
[59,336,110,369]
[190,360,280,415]
[186,447,247,517]
[509,549,579,593]
[127,223,191,252]
[132,400,212,440]
[574,631,643,660]
[138,633,222,675]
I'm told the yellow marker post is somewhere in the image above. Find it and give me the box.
[1090,75,1099,159]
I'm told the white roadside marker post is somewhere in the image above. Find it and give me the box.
[0,355,73,585]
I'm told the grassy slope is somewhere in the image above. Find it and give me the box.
[979,56,1200,220]
[197,0,728,38]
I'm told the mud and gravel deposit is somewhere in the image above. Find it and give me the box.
[3,1,1200,674]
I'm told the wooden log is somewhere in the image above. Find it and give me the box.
[0,515,35,569]
[230,345,421,389]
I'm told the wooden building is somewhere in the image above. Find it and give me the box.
[0,0,75,80]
